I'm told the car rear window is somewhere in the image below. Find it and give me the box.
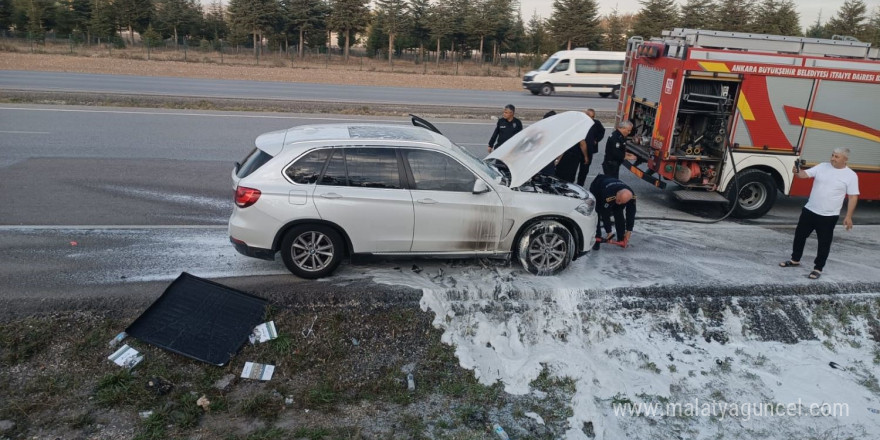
[285,149,332,184]
[236,148,273,179]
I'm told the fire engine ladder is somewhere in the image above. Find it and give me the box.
[660,28,874,59]
[616,37,643,124]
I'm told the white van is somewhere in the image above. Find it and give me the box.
[522,49,626,98]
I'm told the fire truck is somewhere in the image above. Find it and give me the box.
[616,28,880,218]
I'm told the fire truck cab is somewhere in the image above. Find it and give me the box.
[617,28,880,218]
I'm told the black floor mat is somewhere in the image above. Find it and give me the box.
[126,273,267,365]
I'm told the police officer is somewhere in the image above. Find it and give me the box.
[582,108,605,185]
[602,120,635,178]
[488,104,523,152]
[589,174,636,249]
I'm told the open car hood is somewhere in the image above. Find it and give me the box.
[486,111,592,187]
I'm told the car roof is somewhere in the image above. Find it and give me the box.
[255,123,453,156]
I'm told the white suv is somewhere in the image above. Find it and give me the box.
[229,111,598,278]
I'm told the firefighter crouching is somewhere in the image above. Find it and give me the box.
[589,174,636,250]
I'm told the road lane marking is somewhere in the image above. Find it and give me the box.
[0,106,497,125]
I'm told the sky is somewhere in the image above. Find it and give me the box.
[518,0,876,33]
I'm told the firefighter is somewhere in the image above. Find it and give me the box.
[779,147,859,280]
[583,108,605,183]
[487,104,523,152]
[589,174,636,250]
[601,120,636,178]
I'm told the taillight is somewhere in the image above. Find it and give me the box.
[235,186,261,208]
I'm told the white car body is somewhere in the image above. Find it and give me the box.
[228,111,598,278]
[522,49,626,97]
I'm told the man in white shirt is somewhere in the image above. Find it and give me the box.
[779,148,859,279]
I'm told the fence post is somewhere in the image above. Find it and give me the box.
[220,40,224,64]
[184,37,187,62]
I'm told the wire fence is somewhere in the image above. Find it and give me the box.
[1,32,546,78]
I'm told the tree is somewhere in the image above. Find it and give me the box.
[632,0,679,39]
[89,0,117,43]
[227,0,278,56]
[53,0,93,37]
[427,1,453,64]
[486,0,517,63]
[327,0,370,60]
[525,11,555,66]
[866,6,880,46]
[466,0,494,62]
[14,0,55,40]
[407,0,431,62]
[547,0,601,50]
[115,0,152,45]
[602,7,628,51]
[203,0,228,43]
[375,0,409,64]
[282,0,326,57]
[0,0,12,32]
[679,0,716,30]
[826,0,868,40]
[805,10,828,38]
[714,0,755,32]
[154,0,203,47]
[752,0,800,36]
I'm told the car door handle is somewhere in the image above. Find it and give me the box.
[319,193,342,199]
[416,198,437,204]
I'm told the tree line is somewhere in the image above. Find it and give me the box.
[2,0,878,62]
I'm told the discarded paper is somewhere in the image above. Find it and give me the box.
[249,321,278,344]
[108,344,143,368]
[241,362,275,381]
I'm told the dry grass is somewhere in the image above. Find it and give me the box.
[1,48,525,92]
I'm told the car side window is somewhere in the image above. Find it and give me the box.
[599,60,624,73]
[553,59,570,73]
[345,148,401,189]
[575,59,599,74]
[405,150,476,192]
[285,149,331,184]
[319,148,348,186]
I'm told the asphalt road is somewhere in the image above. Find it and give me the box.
[0,70,616,111]
[1,104,878,316]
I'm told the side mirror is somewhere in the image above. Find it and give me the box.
[472,180,491,194]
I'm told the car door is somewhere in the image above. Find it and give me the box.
[403,149,503,252]
[549,58,573,93]
[311,147,414,252]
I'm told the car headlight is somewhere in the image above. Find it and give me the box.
[575,199,595,216]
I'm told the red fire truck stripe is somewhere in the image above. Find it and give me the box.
[784,105,880,143]
[739,76,793,150]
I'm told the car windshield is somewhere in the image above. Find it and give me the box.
[538,57,558,71]
[448,142,502,182]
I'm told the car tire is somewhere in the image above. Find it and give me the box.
[724,169,777,219]
[515,220,575,276]
[530,90,540,95]
[599,92,610,98]
[280,224,344,279]
[540,83,553,96]
[609,86,620,99]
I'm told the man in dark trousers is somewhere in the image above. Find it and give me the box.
[589,174,636,250]
[583,108,605,184]
[555,109,602,186]
[779,147,859,279]
[602,120,635,178]
[488,104,523,152]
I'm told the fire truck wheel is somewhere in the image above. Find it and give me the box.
[540,83,554,96]
[725,169,778,219]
